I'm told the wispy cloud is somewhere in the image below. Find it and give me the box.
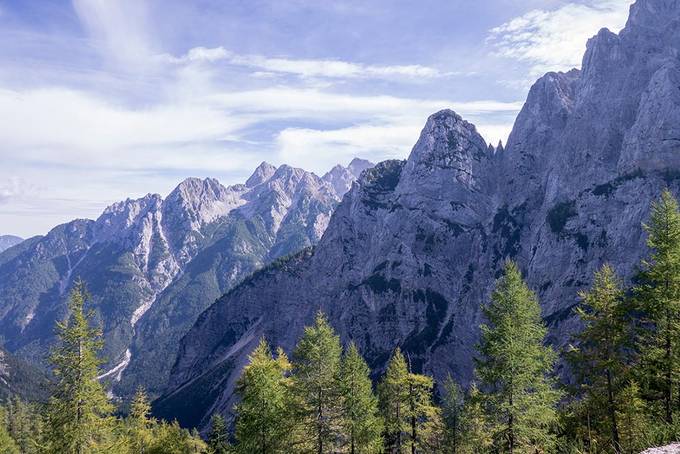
[72,0,155,67]
[488,0,630,76]
[161,46,457,80]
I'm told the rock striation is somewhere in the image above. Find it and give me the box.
[0,159,372,396]
[161,0,680,428]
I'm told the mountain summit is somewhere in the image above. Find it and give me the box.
[160,0,680,428]
[0,159,372,397]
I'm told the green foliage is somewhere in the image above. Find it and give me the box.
[567,264,632,452]
[477,261,561,453]
[337,342,382,453]
[378,348,440,453]
[635,188,680,424]
[44,280,115,454]
[234,338,293,453]
[292,312,343,453]
[0,406,20,454]
[378,349,409,452]
[441,375,464,453]
[207,414,230,454]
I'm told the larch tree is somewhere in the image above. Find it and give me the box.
[127,387,155,453]
[635,189,680,423]
[570,264,630,452]
[379,349,409,453]
[207,414,229,454]
[476,261,560,453]
[44,280,114,454]
[234,337,294,454]
[441,375,464,454]
[338,342,382,454]
[292,312,343,454]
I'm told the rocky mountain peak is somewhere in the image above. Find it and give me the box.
[400,109,490,193]
[322,158,376,198]
[245,161,277,188]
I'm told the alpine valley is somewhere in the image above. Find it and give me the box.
[2,0,680,448]
[153,0,680,429]
[0,158,373,398]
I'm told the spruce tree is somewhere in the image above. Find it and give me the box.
[476,261,560,453]
[207,414,229,454]
[379,348,409,453]
[44,280,114,454]
[234,337,293,454]
[636,188,680,423]
[338,342,382,454]
[570,264,630,452]
[292,312,342,453]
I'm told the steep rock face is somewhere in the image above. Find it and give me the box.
[0,236,22,253]
[162,0,680,429]
[0,160,370,397]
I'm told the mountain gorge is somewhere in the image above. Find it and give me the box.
[158,0,680,428]
[0,159,372,397]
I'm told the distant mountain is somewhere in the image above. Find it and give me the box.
[0,159,373,398]
[0,236,22,253]
[0,347,49,403]
[160,0,680,429]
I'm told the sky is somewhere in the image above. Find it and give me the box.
[0,0,633,237]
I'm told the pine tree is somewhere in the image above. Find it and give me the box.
[207,414,229,454]
[292,312,343,453]
[338,342,382,454]
[234,337,293,454]
[441,376,464,454]
[570,264,631,452]
[44,280,114,454]
[476,261,560,453]
[379,349,409,453]
[635,189,680,423]
[128,387,155,453]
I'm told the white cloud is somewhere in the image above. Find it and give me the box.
[72,0,155,67]
[162,46,455,80]
[488,0,630,75]
[0,177,36,205]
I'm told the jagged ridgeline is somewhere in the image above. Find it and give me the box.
[0,159,374,398]
[158,0,680,429]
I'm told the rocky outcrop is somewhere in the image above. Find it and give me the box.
[161,0,680,429]
[0,160,371,397]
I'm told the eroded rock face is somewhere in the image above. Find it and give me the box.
[0,160,371,396]
[161,0,680,429]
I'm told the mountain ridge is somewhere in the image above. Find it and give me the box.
[160,0,680,429]
[0,159,373,398]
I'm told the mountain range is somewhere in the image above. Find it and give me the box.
[154,0,680,429]
[0,236,22,253]
[0,158,372,398]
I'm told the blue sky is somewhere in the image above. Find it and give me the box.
[0,0,631,237]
